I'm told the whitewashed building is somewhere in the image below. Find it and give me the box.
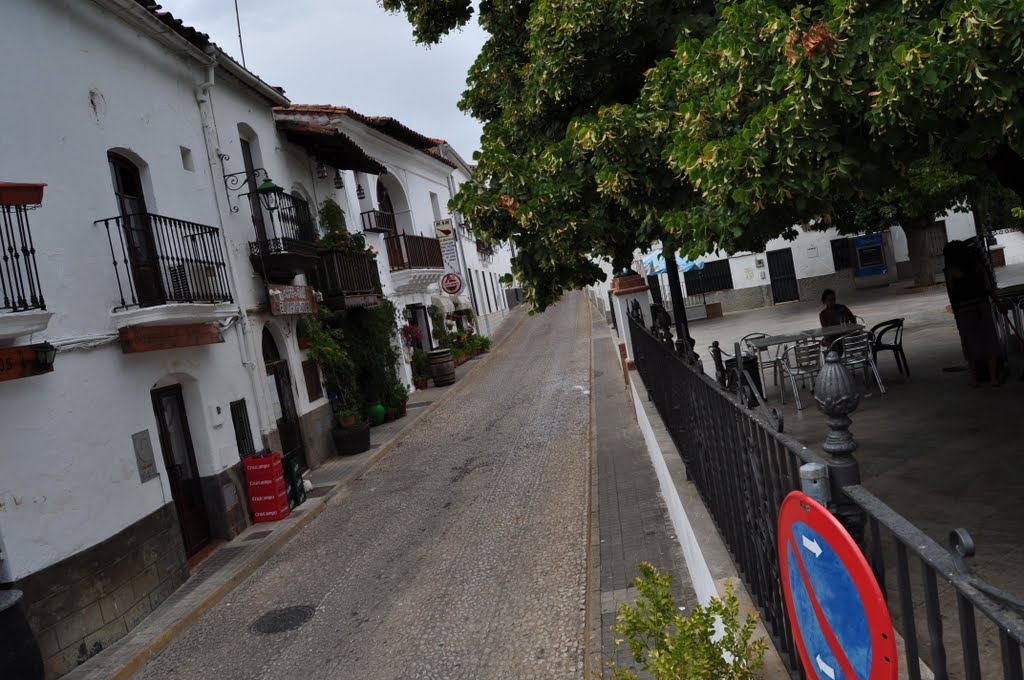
[0,1,511,676]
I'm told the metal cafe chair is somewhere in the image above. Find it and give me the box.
[779,340,822,410]
[829,331,886,394]
[869,318,909,378]
[740,332,782,386]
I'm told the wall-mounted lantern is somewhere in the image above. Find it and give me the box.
[33,342,56,372]
[256,178,284,212]
[333,169,344,190]
[316,162,328,180]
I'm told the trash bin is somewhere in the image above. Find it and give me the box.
[725,353,764,408]
[0,590,44,680]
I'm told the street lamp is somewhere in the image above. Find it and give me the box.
[256,177,283,212]
[33,342,56,371]
[333,169,344,189]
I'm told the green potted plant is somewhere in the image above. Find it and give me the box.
[332,407,370,455]
[411,348,430,390]
[390,381,410,418]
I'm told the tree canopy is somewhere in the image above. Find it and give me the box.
[383,0,1024,309]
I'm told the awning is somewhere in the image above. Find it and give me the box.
[275,119,386,175]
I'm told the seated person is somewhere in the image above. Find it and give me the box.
[819,288,856,352]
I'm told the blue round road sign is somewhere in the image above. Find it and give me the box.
[778,491,897,680]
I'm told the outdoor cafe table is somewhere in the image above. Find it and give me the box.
[746,324,864,394]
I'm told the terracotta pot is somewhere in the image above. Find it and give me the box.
[384,408,397,423]
[400,402,407,417]
[414,377,429,390]
[338,413,357,428]
[0,183,46,206]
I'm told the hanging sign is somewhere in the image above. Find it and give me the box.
[440,272,464,295]
[268,284,316,315]
[434,218,455,241]
[778,491,897,680]
[119,324,223,353]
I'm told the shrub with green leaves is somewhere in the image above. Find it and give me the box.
[609,563,766,680]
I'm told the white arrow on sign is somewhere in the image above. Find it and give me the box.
[816,654,836,680]
[802,535,823,558]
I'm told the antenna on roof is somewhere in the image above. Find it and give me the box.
[234,0,247,67]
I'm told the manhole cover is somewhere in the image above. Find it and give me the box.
[249,605,315,634]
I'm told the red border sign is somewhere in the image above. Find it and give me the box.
[440,272,463,295]
[778,491,897,680]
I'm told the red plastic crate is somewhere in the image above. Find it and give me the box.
[251,503,290,523]
[243,451,283,475]
[250,491,290,523]
[246,474,286,497]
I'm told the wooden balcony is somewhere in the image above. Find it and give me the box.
[384,233,444,272]
[312,249,381,309]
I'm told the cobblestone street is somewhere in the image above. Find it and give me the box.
[132,294,592,680]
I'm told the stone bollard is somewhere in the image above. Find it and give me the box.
[814,350,866,545]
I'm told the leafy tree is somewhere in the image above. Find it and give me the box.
[383,0,1024,302]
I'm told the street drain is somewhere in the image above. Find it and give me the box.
[249,605,315,634]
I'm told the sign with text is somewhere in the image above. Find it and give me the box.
[440,272,464,295]
[132,430,158,483]
[440,238,460,274]
[119,324,224,353]
[268,284,316,316]
[434,218,455,241]
[778,491,896,680]
[0,346,54,383]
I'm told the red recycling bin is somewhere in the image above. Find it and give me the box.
[244,452,290,523]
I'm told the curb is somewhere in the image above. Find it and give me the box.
[86,307,531,679]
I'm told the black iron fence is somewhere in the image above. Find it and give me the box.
[95,213,232,310]
[384,233,443,271]
[1,204,45,312]
[626,311,1024,679]
[245,191,317,258]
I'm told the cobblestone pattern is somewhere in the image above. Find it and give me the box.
[590,320,694,676]
[132,295,592,680]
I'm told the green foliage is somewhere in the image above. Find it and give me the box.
[385,0,1024,306]
[411,347,430,379]
[428,304,451,348]
[320,298,402,404]
[303,308,359,411]
[609,563,767,680]
[318,198,370,253]
[385,380,410,409]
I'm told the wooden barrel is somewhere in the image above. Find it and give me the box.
[428,348,456,386]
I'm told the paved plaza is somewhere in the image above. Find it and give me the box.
[686,272,1024,598]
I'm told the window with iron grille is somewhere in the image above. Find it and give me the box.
[683,259,734,294]
[302,360,323,402]
[831,238,853,270]
[230,399,256,460]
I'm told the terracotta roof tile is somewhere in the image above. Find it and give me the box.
[275,119,386,175]
[275,105,446,155]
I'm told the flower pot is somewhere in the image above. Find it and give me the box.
[414,377,429,390]
[366,401,386,426]
[338,413,357,428]
[384,408,397,423]
[399,401,407,418]
[332,421,370,455]
[0,183,46,206]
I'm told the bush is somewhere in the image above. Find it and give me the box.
[385,380,409,408]
[609,563,766,680]
[411,348,430,379]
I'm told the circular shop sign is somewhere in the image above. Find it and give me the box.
[440,272,464,295]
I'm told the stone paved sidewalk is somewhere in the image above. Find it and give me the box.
[588,312,695,676]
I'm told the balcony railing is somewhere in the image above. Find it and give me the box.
[313,249,381,308]
[384,233,443,272]
[360,209,396,234]
[246,191,318,259]
[95,213,232,310]
[1,205,45,312]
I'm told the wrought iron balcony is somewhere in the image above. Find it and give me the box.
[246,191,318,282]
[360,209,396,234]
[384,233,444,272]
[1,204,45,313]
[95,213,233,310]
[312,249,382,309]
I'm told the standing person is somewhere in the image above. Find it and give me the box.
[943,240,1007,386]
[819,289,857,353]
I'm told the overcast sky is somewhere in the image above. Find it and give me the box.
[164,1,487,157]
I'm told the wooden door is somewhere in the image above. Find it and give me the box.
[262,329,308,472]
[152,385,210,557]
[241,139,268,241]
[767,248,800,303]
[109,154,165,306]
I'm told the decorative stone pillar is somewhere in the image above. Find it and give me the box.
[813,351,866,545]
[610,274,651,361]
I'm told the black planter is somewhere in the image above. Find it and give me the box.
[332,422,371,455]
[0,590,43,680]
